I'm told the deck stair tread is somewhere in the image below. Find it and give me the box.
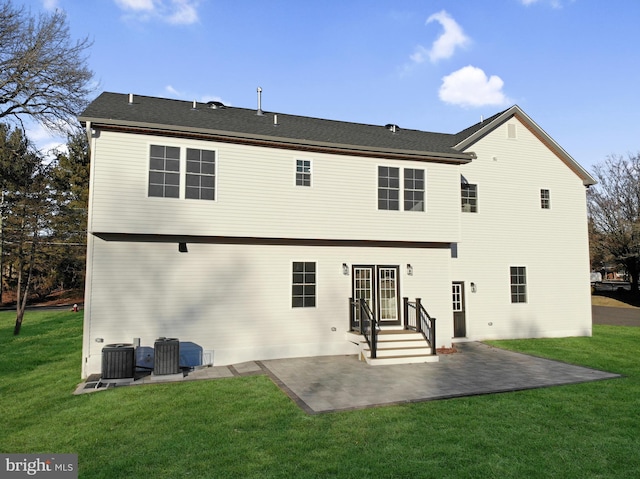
[348,329,439,365]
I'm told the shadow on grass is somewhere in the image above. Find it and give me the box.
[593,290,640,308]
[2,310,640,479]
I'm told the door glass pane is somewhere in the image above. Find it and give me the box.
[452,284,462,312]
[354,268,373,322]
[378,268,397,321]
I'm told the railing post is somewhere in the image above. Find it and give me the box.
[349,297,354,332]
[432,317,437,355]
[371,311,377,359]
[403,297,409,330]
[415,298,422,333]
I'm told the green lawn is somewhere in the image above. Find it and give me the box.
[1,310,639,478]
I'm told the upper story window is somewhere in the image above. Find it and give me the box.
[149,145,180,198]
[540,189,550,209]
[292,262,316,308]
[461,183,478,212]
[404,168,425,211]
[186,148,216,200]
[296,159,311,186]
[510,266,527,303]
[378,166,400,210]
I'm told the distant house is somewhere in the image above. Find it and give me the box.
[78,92,595,378]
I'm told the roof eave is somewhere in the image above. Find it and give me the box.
[79,116,474,164]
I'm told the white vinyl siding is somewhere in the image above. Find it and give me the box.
[452,117,591,341]
[89,131,460,243]
[82,240,454,376]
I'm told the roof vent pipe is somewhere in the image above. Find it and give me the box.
[256,87,264,116]
[128,93,133,104]
[274,114,278,126]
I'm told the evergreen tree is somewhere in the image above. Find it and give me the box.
[0,124,53,334]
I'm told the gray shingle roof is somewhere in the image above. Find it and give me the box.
[79,92,476,162]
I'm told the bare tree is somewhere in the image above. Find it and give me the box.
[588,153,640,295]
[0,0,94,131]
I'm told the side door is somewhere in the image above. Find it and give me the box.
[452,281,466,338]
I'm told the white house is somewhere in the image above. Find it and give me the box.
[78,92,595,378]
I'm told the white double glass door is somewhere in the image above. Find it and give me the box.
[353,265,400,326]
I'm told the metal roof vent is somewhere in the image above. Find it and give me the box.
[207,101,225,109]
[385,124,399,133]
[256,86,264,116]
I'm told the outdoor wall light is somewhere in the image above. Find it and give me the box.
[471,282,477,293]
[342,263,349,275]
[407,264,413,276]
[178,242,188,253]
[95,338,104,343]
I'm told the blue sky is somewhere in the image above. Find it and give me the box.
[21,0,640,172]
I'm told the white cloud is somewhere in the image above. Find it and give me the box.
[24,121,68,160]
[166,0,198,25]
[412,10,470,64]
[164,85,183,97]
[163,85,229,106]
[519,0,567,8]
[439,66,512,108]
[114,0,200,25]
[42,0,61,11]
[115,0,155,11]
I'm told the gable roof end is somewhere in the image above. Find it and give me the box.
[453,105,596,186]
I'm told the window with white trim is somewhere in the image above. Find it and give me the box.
[186,148,216,200]
[378,166,400,210]
[149,145,180,198]
[292,262,316,308]
[461,183,478,212]
[296,159,311,186]
[404,168,425,211]
[540,189,550,209]
[510,266,527,303]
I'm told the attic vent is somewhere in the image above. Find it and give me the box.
[207,101,225,109]
[385,124,400,133]
[507,123,517,139]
